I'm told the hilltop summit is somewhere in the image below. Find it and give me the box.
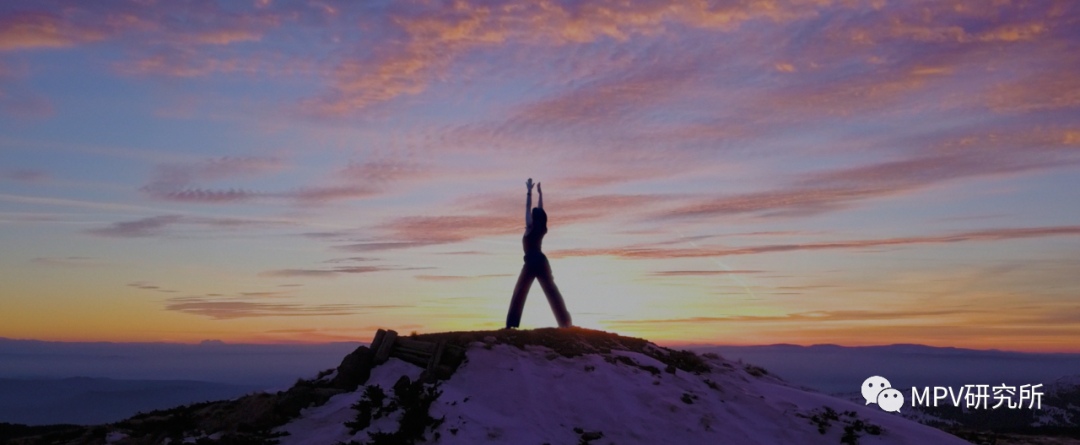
[4,328,968,445]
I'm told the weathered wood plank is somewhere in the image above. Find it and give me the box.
[428,340,447,372]
[395,338,437,353]
[374,330,397,364]
[396,345,434,357]
[370,329,387,354]
[392,350,429,367]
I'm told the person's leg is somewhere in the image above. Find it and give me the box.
[535,257,572,328]
[505,263,536,328]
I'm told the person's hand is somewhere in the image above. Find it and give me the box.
[537,182,542,193]
[526,178,534,192]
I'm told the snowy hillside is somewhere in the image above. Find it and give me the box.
[2,329,971,445]
[273,329,966,445]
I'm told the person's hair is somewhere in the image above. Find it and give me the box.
[532,207,548,233]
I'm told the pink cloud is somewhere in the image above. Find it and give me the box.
[655,145,1077,221]
[0,12,104,51]
[606,308,977,326]
[301,0,839,116]
[281,185,379,204]
[549,225,1080,259]
[348,191,675,252]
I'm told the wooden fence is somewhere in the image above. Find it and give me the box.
[369,329,466,377]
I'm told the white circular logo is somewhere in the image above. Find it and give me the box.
[861,375,904,412]
[877,387,904,412]
[861,375,891,405]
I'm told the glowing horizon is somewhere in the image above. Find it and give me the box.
[2,0,1079,352]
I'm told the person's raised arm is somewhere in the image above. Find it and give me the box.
[537,182,543,209]
[525,178,534,228]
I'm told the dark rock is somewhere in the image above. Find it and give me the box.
[331,345,373,391]
[276,387,343,421]
[745,364,768,377]
[393,375,412,396]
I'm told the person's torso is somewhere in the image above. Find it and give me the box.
[522,227,546,253]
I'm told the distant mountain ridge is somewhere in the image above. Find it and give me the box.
[0,377,263,426]
[692,343,1080,393]
[2,329,971,445]
[0,338,361,386]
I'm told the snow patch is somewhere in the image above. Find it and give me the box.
[276,342,971,445]
[275,358,423,445]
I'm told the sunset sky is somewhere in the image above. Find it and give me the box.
[1,0,1078,351]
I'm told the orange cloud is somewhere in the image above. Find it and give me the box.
[608,308,975,325]
[192,29,262,45]
[549,225,1080,259]
[649,270,764,276]
[0,12,104,51]
[164,297,402,319]
[304,0,845,115]
[985,69,1080,113]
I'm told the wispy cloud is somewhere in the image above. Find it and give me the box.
[322,257,377,264]
[127,281,179,294]
[0,12,104,51]
[340,192,678,253]
[4,0,1080,348]
[413,273,511,281]
[141,156,284,203]
[551,226,1080,259]
[87,215,183,238]
[605,308,976,326]
[86,215,296,238]
[649,270,763,277]
[139,156,442,206]
[335,241,446,253]
[2,169,48,182]
[1,3,282,52]
[29,256,102,267]
[128,282,411,319]
[0,86,53,118]
[258,265,433,278]
[655,146,1078,220]
[301,0,836,116]
[163,297,406,319]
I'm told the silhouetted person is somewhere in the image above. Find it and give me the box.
[505,178,572,329]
